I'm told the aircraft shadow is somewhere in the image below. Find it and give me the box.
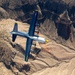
[10,43,41,60]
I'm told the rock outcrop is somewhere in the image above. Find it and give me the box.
[0,0,75,21]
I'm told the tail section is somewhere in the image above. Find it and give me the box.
[12,34,17,42]
[11,23,18,42]
[13,23,18,32]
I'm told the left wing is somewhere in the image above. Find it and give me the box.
[25,38,33,61]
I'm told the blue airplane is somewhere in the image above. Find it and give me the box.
[10,11,48,62]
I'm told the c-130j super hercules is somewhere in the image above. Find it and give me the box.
[10,11,48,62]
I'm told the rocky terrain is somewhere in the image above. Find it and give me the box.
[0,19,75,75]
[0,0,75,75]
[0,0,75,21]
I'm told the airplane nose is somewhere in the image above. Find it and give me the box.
[45,39,49,43]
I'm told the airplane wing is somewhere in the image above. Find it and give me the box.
[28,11,38,36]
[25,38,33,61]
[25,11,38,61]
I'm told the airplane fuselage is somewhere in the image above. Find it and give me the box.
[11,31,46,43]
[11,31,29,38]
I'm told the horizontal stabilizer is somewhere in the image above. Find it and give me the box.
[11,23,18,42]
[13,23,18,32]
[12,34,17,42]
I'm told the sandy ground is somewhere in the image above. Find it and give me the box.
[0,19,75,75]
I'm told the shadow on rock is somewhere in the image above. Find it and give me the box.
[19,64,30,72]
[12,44,25,55]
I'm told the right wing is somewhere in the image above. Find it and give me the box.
[28,11,38,36]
